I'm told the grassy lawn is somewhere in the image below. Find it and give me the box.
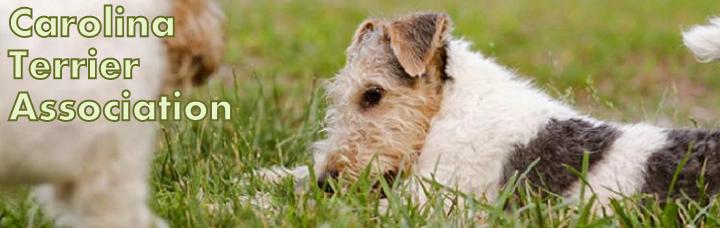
[2,0,720,227]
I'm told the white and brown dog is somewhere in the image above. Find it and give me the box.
[299,13,720,206]
[0,0,224,227]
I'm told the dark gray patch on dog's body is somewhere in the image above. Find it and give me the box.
[501,118,620,195]
[642,129,720,200]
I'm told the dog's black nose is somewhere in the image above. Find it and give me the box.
[316,170,339,193]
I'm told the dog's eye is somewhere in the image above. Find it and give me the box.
[361,86,384,108]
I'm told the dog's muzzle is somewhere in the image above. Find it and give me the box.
[316,170,399,195]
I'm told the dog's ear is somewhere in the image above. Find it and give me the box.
[387,13,451,77]
[349,20,377,48]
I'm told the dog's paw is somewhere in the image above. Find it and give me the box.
[255,166,310,184]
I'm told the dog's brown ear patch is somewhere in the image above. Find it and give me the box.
[387,13,451,77]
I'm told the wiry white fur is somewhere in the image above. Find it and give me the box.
[684,17,720,62]
[415,38,682,204]
[411,39,681,205]
[412,17,720,205]
[0,1,167,227]
[414,39,581,201]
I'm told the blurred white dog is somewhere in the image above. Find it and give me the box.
[0,0,224,227]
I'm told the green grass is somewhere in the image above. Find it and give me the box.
[3,0,720,227]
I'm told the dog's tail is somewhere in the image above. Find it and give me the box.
[684,17,720,62]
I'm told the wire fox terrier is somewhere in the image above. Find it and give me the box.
[308,13,720,204]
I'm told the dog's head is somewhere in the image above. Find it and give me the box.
[162,0,226,91]
[313,13,452,191]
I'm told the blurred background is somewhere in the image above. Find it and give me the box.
[224,0,720,126]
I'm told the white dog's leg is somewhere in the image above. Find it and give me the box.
[37,178,165,228]
[35,126,165,228]
[34,184,75,226]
